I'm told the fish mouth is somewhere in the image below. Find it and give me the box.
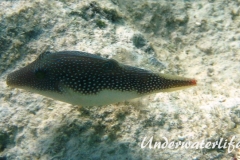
[6,68,31,88]
[6,72,16,87]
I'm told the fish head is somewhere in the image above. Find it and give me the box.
[7,51,60,92]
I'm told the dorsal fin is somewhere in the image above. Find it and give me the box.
[102,59,119,71]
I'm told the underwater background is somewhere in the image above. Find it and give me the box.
[0,0,240,159]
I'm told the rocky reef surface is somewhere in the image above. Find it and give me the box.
[0,0,240,159]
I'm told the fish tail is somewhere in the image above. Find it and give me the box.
[157,73,197,92]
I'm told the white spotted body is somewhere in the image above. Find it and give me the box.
[7,51,197,106]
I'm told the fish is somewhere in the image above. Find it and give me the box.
[6,51,197,106]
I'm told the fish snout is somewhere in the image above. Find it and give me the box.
[6,67,35,88]
[6,70,25,87]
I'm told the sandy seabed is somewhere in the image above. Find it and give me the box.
[0,0,240,159]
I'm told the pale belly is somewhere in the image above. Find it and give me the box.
[24,86,140,106]
[53,89,140,106]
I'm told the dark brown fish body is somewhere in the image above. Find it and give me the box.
[7,51,196,106]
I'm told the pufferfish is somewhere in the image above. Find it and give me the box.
[7,51,197,106]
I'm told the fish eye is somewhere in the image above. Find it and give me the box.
[35,70,46,79]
